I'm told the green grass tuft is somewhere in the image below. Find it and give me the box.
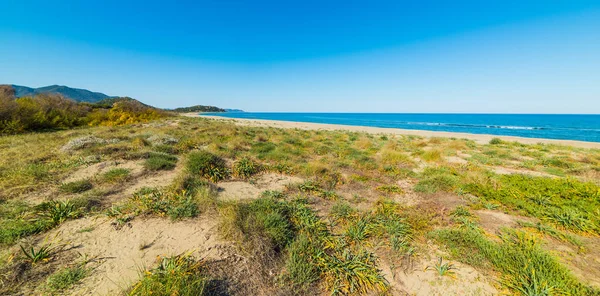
[59,179,93,193]
[128,254,209,296]
[46,265,88,292]
[144,152,178,171]
[100,168,131,183]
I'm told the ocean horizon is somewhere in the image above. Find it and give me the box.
[203,113,600,143]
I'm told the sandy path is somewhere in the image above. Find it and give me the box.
[46,216,232,296]
[183,113,600,149]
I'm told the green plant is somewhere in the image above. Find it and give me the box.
[186,151,229,182]
[46,265,88,291]
[433,227,597,295]
[490,138,503,145]
[59,180,93,193]
[426,257,457,277]
[122,188,207,220]
[261,190,285,199]
[298,180,321,193]
[330,201,357,223]
[451,206,472,217]
[233,157,261,179]
[482,202,500,210]
[128,254,209,296]
[20,243,55,264]
[144,152,177,171]
[376,185,403,194]
[345,216,373,244]
[100,168,131,183]
[319,190,338,200]
[320,249,389,295]
[38,200,81,226]
[545,209,593,233]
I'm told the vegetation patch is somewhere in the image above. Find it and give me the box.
[46,265,88,292]
[100,168,131,183]
[144,152,178,171]
[186,151,229,182]
[59,179,93,193]
[433,227,597,295]
[128,254,210,296]
[232,157,261,179]
[223,195,390,295]
[464,174,600,234]
[414,167,460,194]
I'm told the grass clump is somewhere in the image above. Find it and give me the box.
[426,257,457,277]
[186,151,229,182]
[433,227,597,295]
[330,201,358,224]
[376,184,403,195]
[421,149,443,162]
[20,243,56,264]
[144,152,178,171]
[38,200,81,226]
[223,196,389,295]
[59,179,93,193]
[232,157,261,179]
[100,168,131,183]
[414,167,460,194]
[489,138,503,145]
[116,187,212,220]
[46,265,88,292]
[0,201,53,244]
[128,254,209,296]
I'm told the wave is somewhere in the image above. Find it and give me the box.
[403,122,546,131]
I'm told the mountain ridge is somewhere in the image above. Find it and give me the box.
[11,84,112,103]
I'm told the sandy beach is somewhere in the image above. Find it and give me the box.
[184,113,600,149]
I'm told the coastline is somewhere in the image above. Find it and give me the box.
[183,113,600,149]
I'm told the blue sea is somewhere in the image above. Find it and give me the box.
[203,113,600,143]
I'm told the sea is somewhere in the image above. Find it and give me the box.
[202,113,600,143]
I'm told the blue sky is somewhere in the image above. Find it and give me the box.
[1,1,599,113]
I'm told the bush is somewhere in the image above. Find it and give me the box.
[186,151,229,182]
[59,180,93,193]
[489,138,503,145]
[232,157,261,179]
[144,152,178,171]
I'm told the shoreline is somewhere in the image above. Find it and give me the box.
[182,113,600,149]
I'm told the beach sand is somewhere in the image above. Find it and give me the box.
[183,113,600,149]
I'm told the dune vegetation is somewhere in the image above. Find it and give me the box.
[1,113,599,295]
[0,85,171,135]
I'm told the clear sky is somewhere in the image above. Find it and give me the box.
[1,1,599,113]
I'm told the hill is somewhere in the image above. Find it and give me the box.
[11,84,111,103]
[172,105,226,113]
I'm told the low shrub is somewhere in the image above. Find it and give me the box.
[186,151,229,182]
[489,138,503,145]
[232,157,261,179]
